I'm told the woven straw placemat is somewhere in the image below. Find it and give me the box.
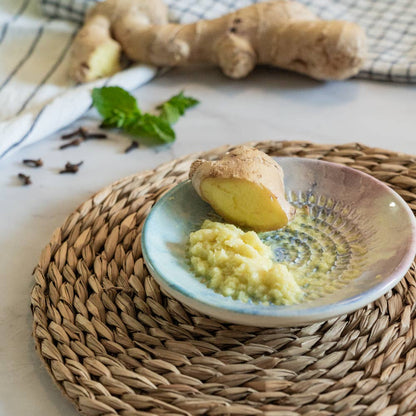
[31,141,416,416]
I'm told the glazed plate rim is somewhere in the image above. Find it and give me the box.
[142,157,416,326]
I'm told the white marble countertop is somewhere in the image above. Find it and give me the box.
[0,67,415,415]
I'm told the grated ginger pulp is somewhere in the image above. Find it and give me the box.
[188,220,303,305]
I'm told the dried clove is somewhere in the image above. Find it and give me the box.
[61,127,107,141]
[18,173,32,185]
[60,127,107,150]
[124,141,139,153]
[84,132,107,140]
[59,161,83,174]
[59,138,83,149]
[61,127,83,139]
[22,158,43,167]
[79,127,108,140]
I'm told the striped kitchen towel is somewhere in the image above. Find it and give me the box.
[1,0,416,159]
[0,0,156,159]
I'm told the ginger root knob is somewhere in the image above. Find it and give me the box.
[189,146,296,231]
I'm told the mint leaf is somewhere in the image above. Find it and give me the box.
[91,87,198,145]
[159,102,181,124]
[127,114,175,143]
[159,91,199,124]
[92,86,141,127]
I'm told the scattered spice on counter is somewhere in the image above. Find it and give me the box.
[59,161,83,174]
[62,127,107,140]
[60,127,108,149]
[83,131,107,140]
[22,158,43,167]
[61,127,83,139]
[59,138,83,149]
[124,142,139,153]
[18,173,32,185]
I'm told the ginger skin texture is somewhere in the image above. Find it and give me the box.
[189,146,296,232]
[70,0,367,83]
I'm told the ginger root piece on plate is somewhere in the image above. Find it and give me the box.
[189,146,296,231]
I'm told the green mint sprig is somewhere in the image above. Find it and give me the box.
[91,86,199,144]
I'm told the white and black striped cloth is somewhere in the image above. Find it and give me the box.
[0,0,156,159]
[1,0,415,159]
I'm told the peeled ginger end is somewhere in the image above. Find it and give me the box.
[200,177,290,231]
[86,40,121,81]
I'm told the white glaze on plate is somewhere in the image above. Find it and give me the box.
[142,157,416,327]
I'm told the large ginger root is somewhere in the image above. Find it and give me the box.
[70,0,367,83]
[189,146,296,231]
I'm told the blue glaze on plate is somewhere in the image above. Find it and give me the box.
[142,157,416,327]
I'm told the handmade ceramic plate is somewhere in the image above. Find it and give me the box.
[142,157,416,327]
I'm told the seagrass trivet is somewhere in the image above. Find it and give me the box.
[31,141,416,416]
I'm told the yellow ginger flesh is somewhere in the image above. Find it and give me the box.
[86,42,121,81]
[188,220,303,305]
[200,178,291,231]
